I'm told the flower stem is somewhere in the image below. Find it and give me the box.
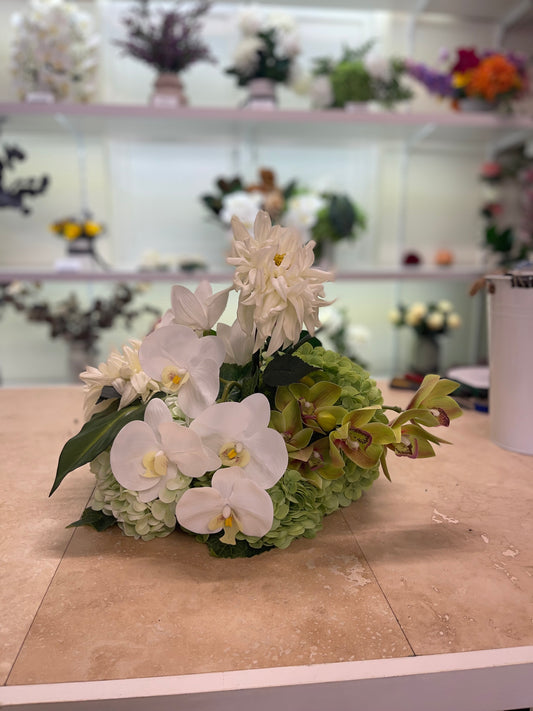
[220,380,241,402]
[382,405,403,413]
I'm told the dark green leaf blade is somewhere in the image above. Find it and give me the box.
[262,353,317,387]
[50,399,150,496]
[67,507,117,532]
[206,535,270,558]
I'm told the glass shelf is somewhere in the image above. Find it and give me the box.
[2,101,532,148]
[0,267,485,283]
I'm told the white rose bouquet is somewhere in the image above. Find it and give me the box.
[52,213,462,558]
[10,0,99,102]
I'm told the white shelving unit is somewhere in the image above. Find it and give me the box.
[0,0,531,384]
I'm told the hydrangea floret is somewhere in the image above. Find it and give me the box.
[53,211,462,558]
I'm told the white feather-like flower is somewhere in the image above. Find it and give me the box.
[228,211,333,356]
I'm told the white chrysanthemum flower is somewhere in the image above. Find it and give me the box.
[284,192,326,232]
[228,211,333,356]
[265,11,296,34]
[231,36,265,76]
[447,312,462,329]
[426,311,444,330]
[238,5,264,35]
[80,339,159,421]
[278,31,301,59]
[220,190,263,230]
[10,0,99,101]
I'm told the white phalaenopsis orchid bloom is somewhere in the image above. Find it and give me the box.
[110,399,220,502]
[190,393,288,489]
[175,467,274,544]
[216,320,255,366]
[228,211,333,356]
[167,281,230,334]
[139,324,225,418]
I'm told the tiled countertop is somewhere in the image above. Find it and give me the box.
[1,385,532,709]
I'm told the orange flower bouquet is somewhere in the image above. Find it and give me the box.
[406,47,528,112]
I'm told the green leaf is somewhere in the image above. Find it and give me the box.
[206,535,270,558]
[263,353,317,387]
[67,507,117,532]
[219,361,252,383]
[50,399,153,496]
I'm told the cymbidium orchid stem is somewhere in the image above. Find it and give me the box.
[382,405,403,413]
[220,379,242,402]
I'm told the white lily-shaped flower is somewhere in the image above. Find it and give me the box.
[190,393,288,489]
[175,467,274,544]
[167,281,230,335]
[110,399,220,502]
[216,320,255,366]
[228,211,333,356]
[138,324,225,418]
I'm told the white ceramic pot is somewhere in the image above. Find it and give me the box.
[486,271,533,455]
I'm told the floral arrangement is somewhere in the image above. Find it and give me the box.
[201,168,295,229]
[405,47,528,112]
[311,42,413,110]
[51,212,462,558]
[0,281,160,353]
[0,143,49,215]
[50,213,104,242]
[389,300,462,336]
[226,7,301,88]
[284,188,366,262]
[10,0,99,102]
[201,170,365,262]
[115,0,214,74]
[317,305,370,369]
[479,152,533,267]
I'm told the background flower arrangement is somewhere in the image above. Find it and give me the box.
[50,213,104,242]
[406,47,528,112]
[310,41,413,110]
[10,0,99,102]
[52,212,462,558]
[225,6,302,103]
[201,168,366,263]
[114,0,214,105]
[389,300,462,336]
[479,150,533,267]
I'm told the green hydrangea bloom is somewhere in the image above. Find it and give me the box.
[89,451,190,541]
[237,345,385,551]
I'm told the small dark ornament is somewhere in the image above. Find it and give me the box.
[0,144,50,215]
[403,251,422,266]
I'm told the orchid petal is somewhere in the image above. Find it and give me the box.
[158,422,220,477]
[110,421,160,492]
[246,428,289,488]
[176,486,225,534]
[143,398,173,432]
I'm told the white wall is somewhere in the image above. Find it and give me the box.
[0,1,514,383]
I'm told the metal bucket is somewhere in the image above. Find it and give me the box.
[486,271,533,455]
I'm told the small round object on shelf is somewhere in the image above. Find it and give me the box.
[434,248,454,266]
[402,251,422,266]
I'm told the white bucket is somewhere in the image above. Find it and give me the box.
[486,273,533,455]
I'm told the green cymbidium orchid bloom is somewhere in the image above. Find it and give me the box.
[291,435,345,485]
[406,374,462,426]
[330,406,397,470]
[277,380,345,434]
[269,397,313,453]
[387,422,451,459]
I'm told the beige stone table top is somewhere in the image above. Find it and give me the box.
[1,385,532,693]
